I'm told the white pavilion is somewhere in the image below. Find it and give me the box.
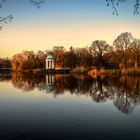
[46,55,54,69]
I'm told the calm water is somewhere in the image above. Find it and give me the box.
[0,73,140,140]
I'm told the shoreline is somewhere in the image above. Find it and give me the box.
[1,67,140,76]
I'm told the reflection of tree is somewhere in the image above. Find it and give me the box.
[89,76,110,103]
[65,74,94,95]
[113,76,133,113]
[113,94,134,114]
[11,73,36,92]
[54,74,65,94]
[3,73,140,114]
[113,76,140,113]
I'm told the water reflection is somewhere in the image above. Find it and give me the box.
[1,73,140,114]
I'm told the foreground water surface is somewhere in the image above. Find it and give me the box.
[0,73,140,139]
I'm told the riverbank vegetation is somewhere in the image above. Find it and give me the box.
[1,32,140,76]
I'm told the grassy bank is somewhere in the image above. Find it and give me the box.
[88,68,121,77]
[70,67,92,74]
[88,68,140,77]
[69,67,121,77]
[121,68,140,75]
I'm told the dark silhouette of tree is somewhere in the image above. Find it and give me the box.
[0,0,46,29]
[90,40,112,67]
[76,47,93,67]
[30,0,46,8]
[0,15,13,30]
[130,38,140,68]
[102,51,119,68]
[0,0,140,30]
[63,48,77,68]
[106,0,140,15]
[0,57,11,69]
[113,32,133,69]
[63,47,94,68]
[134,0,140,14]
[0,0,46,8]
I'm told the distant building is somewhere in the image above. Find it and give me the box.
[46,55,54,69]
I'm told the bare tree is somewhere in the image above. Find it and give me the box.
[113,32,133,69]
[130,38,140,68]
[11,51,35,71]
[63,47,77,68]
[90,40,112,67]
[52,46,65,68]
[35,50,46,69]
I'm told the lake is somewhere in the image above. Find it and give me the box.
[0,73,140,140]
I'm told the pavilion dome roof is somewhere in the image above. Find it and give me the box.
[46,55,54,60]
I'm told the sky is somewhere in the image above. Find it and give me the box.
[0,0,140,58]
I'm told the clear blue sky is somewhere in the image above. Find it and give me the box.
[0,0,140,57]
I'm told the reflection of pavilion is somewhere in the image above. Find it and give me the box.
[46,75,54,91]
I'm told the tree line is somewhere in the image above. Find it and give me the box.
[0,32,140,71]
[0,57,11,69]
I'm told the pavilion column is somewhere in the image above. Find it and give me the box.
[46,60,49,69]
[52,61,54,69]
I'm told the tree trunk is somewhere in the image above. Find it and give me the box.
[135,51,138,68]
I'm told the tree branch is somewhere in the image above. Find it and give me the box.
[30,0,46,8]
[106,0,140,15]
[134,0,140,14]
[0,0,6,8]
[0,0,46,30]
[0,15,13,30]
